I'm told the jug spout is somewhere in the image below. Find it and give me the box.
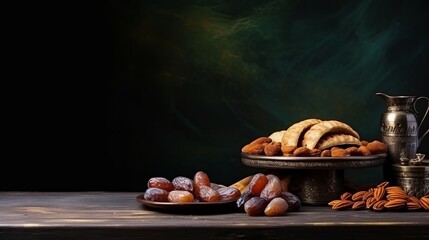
[376,92,390,99]
[376,92,391,103]
[376,92,394,108]
[376,92,416,109]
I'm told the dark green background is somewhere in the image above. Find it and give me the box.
[3,0,428,190]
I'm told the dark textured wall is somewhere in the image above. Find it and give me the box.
[4,0,428,191]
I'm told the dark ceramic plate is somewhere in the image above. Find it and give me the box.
[241,152,386,170]
[136,194,238,214]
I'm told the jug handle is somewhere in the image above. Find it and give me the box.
[414,96,429,147]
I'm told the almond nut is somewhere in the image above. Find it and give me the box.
[385,186,405,194]
[340,192,352,200]
[384,199,407,210]
[386,192,408,201]
[352,201,366,210]
[309,148,321,156]
[250,137,272,145]
[406,201,422,211]
[374,187,386,201]
[320,149,331,157]
[367,140,388,154]
[366,196,377,209]
[408,196,420,205]
[376,181,390,188]
[358,145,371,156]
[352,191,367,201]
[331,148,350,157]
[332,200,354,210]
[372,200,388,211]
[293,147,311,157]
[328,199,342,206]
[345,146,361,156]
[242,143,265,155]
[263,142,282,156]
[419,196,429,210]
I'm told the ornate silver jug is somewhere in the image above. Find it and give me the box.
[376,93,429,164]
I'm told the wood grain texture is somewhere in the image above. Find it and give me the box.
[0,192,428,240]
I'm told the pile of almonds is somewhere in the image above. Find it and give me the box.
[328,181,429,211]
[242,136,387,157]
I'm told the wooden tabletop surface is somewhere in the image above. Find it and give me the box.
[0,192,428,240]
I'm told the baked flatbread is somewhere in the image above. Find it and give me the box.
[302,120,360,149]
[315,133,361,150]
[281,118,322,147]
[268,130,287,143]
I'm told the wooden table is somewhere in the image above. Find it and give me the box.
[1,192,428,240]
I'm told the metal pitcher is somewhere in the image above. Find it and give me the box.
[376,92,429,164]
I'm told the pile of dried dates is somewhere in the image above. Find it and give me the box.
[143,171,302,217]
[144,171,241,203]
[236,173,301,216]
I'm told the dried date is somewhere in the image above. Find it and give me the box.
[144,188,169,202]
[248,173,269,196]
[168,190,195,203]
[194,171,211,187]
[197,185,221,202]
[236,190,254,211]
[264,197,288,216]
[280,191,301,212]
[147,177,174,192]
[217,187,241,201]
[244,197,269,216]
[172,176,194,193]
[260,174,283,201]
